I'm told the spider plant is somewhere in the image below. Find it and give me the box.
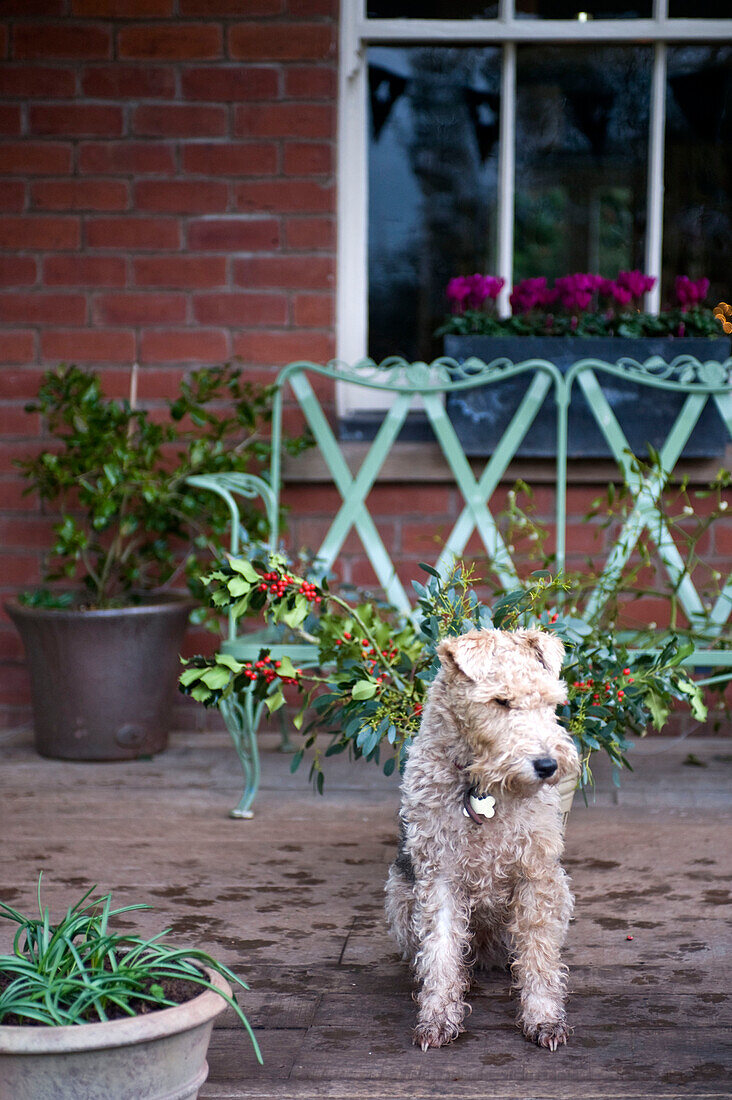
[0,877,262,1064]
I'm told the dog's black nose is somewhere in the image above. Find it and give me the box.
[533,756,558,779]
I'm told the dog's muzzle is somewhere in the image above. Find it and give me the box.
[533,756,558,779]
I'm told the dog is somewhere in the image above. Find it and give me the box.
[385,628,579,1052]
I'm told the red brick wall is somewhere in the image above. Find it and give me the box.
[0,0,337,724]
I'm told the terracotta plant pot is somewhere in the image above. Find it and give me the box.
[0,967,229,1100]
[5,594,194,761]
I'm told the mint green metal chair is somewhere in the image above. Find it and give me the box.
[190,355,731,817]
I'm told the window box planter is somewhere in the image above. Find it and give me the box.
[444,335,730,458]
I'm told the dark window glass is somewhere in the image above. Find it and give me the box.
[662,46,732,309]
[367,2,498,17]
[515,0,651,17]
[514,45,651,280]
[368,46,500,363]
[669,0,730,15]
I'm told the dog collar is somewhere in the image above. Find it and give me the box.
[462,786,496,823]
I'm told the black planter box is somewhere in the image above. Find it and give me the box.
[444,335,730,459]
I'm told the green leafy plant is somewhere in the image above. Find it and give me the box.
[179,556,707,791]
[0,876,262,1064]
[17,363,308,615]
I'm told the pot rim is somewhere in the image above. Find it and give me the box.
[4,593,197,620]
[0,967,230,1054]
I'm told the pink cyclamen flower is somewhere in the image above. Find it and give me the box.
[675,275,710,309]
[510,276,555,315]
[447,273,504,313]
[616,269,656,301]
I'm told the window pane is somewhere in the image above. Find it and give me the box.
[367,46,500,363]
[514,45,651,281]
[367,2,498,17]
[669,0,730,15]
[662,46,732,308]
[515,0,652,18]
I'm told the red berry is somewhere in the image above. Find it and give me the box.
[623,668,631,675]
[617,690,625,699]
[626,935,633,941]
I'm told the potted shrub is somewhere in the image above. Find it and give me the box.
[439,271,730,458]
[6,362,302,761]
[0,878,261,1099]
[178,554,708,822]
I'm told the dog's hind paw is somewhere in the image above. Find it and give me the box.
[413,1018,462,1050]
[525,1020,569,1052]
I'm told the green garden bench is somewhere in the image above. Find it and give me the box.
[188,355,732,817]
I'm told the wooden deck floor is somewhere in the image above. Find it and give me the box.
[1,728,730,1099]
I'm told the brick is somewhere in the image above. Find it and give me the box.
[13,24,111,60]
[228,24,334,62]
[0,26,5,59]
[0,66,76,98]
[187,217,279,252]
[87,216,180,249]
[2,1,66,13]
[118,24,222,60]
[284,215,334,251]
[44,255,126,286]
[181,66,277,102]
[0,334,36,365]
[79,141,175,175]
[0,293,86,324]
[232,329,334,365]
[181,142,277,176]
[31,179,129,211]
[134,180,228,213]
[369,485,452,517]
[29,104,124,137]
[133,255,226,288]
[283,142,332,176]
[235,179,333,214]
[132,103,228,137]
[233,255,333,289]
[180,0,281,12]
[234,102,333,139]
[0,217,80,250]
[293,292,333,328]
[139,328,229,363]
[1,143,72,176]
[0,106,22,135]
[284,66,336,99]
[93,292,186,325]
[0,665,30,707]
[41,329,136,362]
[0,516,57,548]
[72,0,174,13]
[289,0,336,13]
[713,521,732,556]
[81,63,175,98]
[0,407,40,437]
[0,182,26,212]
[0,258,36,286]
[192,292,287,326]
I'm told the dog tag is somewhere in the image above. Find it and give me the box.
[462,790,496,821]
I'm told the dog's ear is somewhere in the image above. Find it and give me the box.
[437,631,498,682]
[521,630,565,678]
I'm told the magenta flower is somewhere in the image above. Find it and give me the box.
[554,273,598,313]
[675,275,710,310]
[446,273,504,313]
[510,277,558,315]
[616,269,656,301]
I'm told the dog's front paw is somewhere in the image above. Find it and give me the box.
[524,1020,569,1052]
[413,1016,463,1051]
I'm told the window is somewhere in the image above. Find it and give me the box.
[337,1,732,366]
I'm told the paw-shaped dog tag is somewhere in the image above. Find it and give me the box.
[462,789,496,821]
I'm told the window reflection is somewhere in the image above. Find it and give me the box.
[515,0,651,17]
[367,1,499,17]
[662,46,732,307]
[514,46,651,280]
[368,47,500,363]
[669,0,729,15]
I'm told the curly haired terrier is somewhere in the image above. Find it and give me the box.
[385,628,579,1052]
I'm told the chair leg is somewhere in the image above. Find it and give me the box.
[220,693,263,819]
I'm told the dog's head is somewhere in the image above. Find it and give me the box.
[436,628,579,796]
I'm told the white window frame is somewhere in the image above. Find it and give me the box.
[336,0,732,396]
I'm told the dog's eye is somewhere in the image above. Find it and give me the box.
[495,698,511,708]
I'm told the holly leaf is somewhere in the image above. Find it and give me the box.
[228,558,261,582]
[352,681,377,700]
